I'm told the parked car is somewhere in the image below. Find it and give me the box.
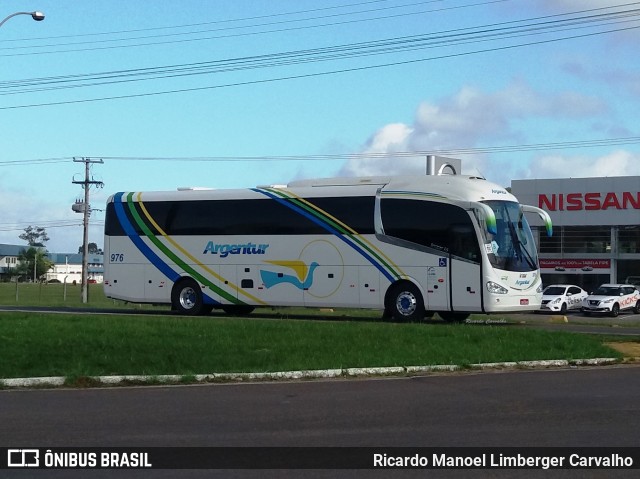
[540,284,588,314]
[581,284,640,317]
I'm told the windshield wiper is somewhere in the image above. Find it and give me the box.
[504,207,536,270]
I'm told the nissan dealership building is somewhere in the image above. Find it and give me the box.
[511,176,640,292]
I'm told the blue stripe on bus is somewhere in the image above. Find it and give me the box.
[252,188,395,283]
[113,192,181,283]
[113,192,220,306]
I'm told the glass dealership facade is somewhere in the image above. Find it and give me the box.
[511,176,640,292]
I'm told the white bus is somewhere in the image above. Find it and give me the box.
[103,171,552,321]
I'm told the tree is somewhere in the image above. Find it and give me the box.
[19,225,50,247]
[15,247,54,282]
[78,242,102,254]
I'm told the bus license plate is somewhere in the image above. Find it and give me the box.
[520,299,529,305]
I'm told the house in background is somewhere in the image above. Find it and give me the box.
[0,244,103,283]
[0,243,23,281]
[45,253,104,284]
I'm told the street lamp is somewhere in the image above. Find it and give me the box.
[0,11,45,28]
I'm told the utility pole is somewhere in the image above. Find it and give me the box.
[72,157,104,303]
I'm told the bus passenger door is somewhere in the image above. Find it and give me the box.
[448,222,483,313]
[425,263,449,313]
[450,258,482,312]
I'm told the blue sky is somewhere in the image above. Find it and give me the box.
[1,0,639,252]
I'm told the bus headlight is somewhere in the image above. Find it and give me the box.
[536,284,543,293]
[486,281,508,294]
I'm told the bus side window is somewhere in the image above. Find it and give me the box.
[380,199,479,262]
[449,224,480,262]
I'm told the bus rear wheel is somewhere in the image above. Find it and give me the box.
[387,282,425,322]
[172,279,204,316]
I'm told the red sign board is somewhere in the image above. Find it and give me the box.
[539,259,611,270]
[539,192,640,211]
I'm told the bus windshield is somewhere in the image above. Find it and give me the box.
[481,200,539,273]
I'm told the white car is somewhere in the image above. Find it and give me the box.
[581,284,640,317]
[540,284,588,314]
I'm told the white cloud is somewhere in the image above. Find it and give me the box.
[339,81,605,180]
[526,150,640,179]
[366,123,412,152]
[562,60,640,98]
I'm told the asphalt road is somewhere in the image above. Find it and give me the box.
[498,309,640,335]
[1,366,639,478]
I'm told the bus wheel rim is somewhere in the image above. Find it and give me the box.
[179,287,196,310]
[396,292,417,316]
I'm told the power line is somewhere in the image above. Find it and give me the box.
[0,1,501,54]
[0,222,85,233]
[2,5,638,94]
[1,3,639,108]
[95,137,640,162]
[2,21,638,110]
[1,0,420,41]
[0,157,72,166]
[2,0,636,60]
[2,136,637,168]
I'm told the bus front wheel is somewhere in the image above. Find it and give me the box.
[172,279,204,316]
[387,282,425,322]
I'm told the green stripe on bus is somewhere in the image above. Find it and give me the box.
[265,188,401,279]
[125,193,242,305]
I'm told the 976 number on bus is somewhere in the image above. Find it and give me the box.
[110,253,124,263]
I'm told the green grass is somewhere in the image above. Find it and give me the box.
[0,312,622,380]
[0,282,162,309]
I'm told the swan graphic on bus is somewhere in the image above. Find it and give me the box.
[260,260,319,290]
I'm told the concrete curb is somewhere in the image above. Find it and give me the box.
[0,358,619,389]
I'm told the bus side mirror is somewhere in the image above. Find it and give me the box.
[470,202,497,235]
[521,205,553,237]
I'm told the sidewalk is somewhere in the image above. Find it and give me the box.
[0,357,622,389]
